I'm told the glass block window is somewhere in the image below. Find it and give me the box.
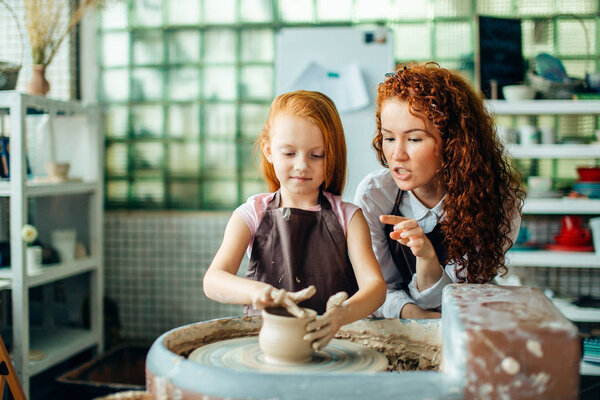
[98,0,600,210]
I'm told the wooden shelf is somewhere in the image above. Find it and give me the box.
[506,250,600,268]
[28,328,99,377]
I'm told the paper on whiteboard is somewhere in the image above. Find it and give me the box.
[289,61,370,113]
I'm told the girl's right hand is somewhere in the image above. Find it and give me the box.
[251,285,316,318]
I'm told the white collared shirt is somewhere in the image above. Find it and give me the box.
[354,168,521,318]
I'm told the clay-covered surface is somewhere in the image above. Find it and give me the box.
[164,316,441,372]
[444,284,580,400]
[147,317,451,400]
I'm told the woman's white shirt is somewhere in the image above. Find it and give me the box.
[354,168,521,318]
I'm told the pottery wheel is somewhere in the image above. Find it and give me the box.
[189,337,388,373]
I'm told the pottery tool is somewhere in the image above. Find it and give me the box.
[188,337,388,373]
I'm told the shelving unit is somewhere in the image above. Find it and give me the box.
[0,91,104,397]
[489,100,600,376]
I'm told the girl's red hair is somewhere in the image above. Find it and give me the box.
[257,90,347,195]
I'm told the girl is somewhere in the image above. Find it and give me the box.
[203,90,386,350]
[355,63,524,319]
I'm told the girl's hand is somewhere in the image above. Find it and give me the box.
[380,215,436,260]
[304,292,349,350]
[251,285,317,318]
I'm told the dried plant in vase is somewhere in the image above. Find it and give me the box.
[23,0,108,95]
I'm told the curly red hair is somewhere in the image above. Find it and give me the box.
[373,63,524,283]
[257,90,347,195]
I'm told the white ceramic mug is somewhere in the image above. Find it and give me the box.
[539,127,556,145]
[496,126,515,144]
[26,245,42,273]
[51,229,76,263]
[589,217,600,254]
[527,176,552,192]
[519,125,539,145]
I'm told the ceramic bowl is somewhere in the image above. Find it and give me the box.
[576,167,600,182]
[502,85,535,101]
[259,306,317,365]
[45,161,70,181]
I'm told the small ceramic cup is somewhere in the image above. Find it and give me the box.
[259,306,317,365]
[527,176,552,192]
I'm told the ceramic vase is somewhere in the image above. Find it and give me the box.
[26,65,50,96]
[259,307,317,364]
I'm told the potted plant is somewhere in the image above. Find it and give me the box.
[23,0,108,96]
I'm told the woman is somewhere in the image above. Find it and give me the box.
[354,63,524,319]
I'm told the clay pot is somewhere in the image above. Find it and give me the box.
[259,307,317,364]
[26,65,50,96]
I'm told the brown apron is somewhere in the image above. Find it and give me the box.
[384,190,448,293]
[244,191,358,315]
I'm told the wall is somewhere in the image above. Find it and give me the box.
[104,211,244,342]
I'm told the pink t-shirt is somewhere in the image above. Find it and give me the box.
[235,192,360,258]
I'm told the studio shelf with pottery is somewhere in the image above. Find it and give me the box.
[0,91,104,397]
[489,99,600,331]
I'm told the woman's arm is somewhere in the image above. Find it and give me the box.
[203,212,272,305]
[380,215,442,291]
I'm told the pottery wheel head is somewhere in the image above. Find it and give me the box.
[189,337,388,373]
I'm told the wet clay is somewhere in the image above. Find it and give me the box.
[335,330,440,371]
[175,317,440,372]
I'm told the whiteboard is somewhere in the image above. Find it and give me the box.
[275,27,394,202]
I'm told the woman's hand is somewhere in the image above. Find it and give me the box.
[380,215,436,259]
[303,292,349,350]
[380,215,442,291]
[251,285,316,318]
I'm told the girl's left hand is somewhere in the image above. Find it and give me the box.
[303,292,349,350]
[380,215,436,259]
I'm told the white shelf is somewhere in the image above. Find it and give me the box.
[0,181,99,197]
[581,360,600,376]
[1,92,104,397]
[28,328,99,377]
[523,198,600,214]
[0,279,11,291]
[506,250,600,268]
[552,298,600,323]
[0,257,98,287]
[487,100,600,115]
[506,144,600,159]
[0,91,90,114]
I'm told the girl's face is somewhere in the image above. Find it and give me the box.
[262,114,325,204]
[380,99,443,200]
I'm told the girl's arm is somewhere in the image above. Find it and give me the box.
[203,212,272,305]
[342,210,387,322]
[204,212,315,315]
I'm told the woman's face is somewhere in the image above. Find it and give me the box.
[380,99,443,198]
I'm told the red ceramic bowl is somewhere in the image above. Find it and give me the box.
[576,167,600,182]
